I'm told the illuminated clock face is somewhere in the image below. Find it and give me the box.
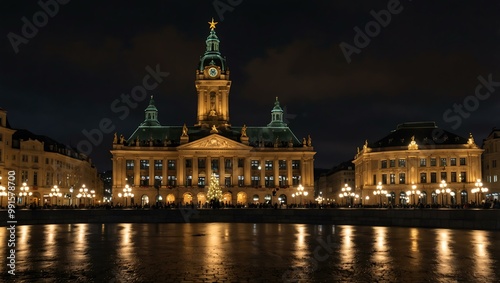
[208,67,218,77]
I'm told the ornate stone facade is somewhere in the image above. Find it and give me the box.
[111,21,315,207]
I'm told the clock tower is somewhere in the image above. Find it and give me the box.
[195,18,231,128]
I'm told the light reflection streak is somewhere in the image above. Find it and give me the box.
[436,229,454,276]
[118,223,133,261]
[371,226,389,266]
[340,226,354,268]
[72,224,89,264]
[472,230,492,278]
[291,224,308,268]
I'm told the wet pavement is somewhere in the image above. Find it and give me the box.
[1,223,500,282]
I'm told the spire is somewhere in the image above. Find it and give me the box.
[141,95,160,126]
[267,97,287,127]
[198,18,227,72]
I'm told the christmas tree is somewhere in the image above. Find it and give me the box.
[207,173,222,201]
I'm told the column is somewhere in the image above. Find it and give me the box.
[219,156,225,187]
[193,157,198,186]
[207,157,212,180]
[301,158,306,185]
[134,158,140,186]
[287,159,293,187]
[244,158,251,186]
[273,158,279,187]
[162,158,168,187]
[260,158,265,188]
[149,158,154,187]
[177,156,185,187]
[233,156,238,187]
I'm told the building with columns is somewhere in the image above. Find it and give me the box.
[353,122,483,206]
[0,108,103,208]
[482,128,500,199]
[110,20,315,207]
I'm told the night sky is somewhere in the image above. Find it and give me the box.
[1,1,500,172]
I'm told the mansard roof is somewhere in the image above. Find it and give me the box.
[125,125,303,148]
[369,122,468,149]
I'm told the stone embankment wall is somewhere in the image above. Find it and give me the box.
[1,208,499,230]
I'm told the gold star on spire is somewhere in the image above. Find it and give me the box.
[208,18,218,30]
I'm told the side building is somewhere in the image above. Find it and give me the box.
[482,128,500,200]
[0,108,103,207]
[111,21,315,207]
[315,161,355,206]
[353,122,483,206]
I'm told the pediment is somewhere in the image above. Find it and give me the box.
[177,134,253,150]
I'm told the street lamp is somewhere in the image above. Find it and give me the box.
[50,185,62,206]
[77,184,91,207]
[19,182,32,207]
[406,184,421,206]
[292,193,296,206]
[296,184,307,206]
[120,184,133,207]
[315,191,324,207]
[339,193,344,206]
[373,182,386,207]
[437,180,448,206]
[473,179,488,205]
[0,183,6,208]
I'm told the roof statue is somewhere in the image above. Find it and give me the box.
[302,137,307,147]
[363,140,368,150]
[120,134,125,144]
[241,124,247,137]
[307,135,312,147]
[182,123,188,137]
[211,124,219,133]
[113,132,118,144]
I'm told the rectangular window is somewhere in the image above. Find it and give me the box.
[382,174,387,185]
[292,160,301,170]
[224,177,231,187]
[399,173,405,184]
[22,170,28,182]
[185,159,192,168]
[211,159,219,171]
[225,159,232,169]
[381,160,387,169]
[198,177,205,187]
[168,160,175,170]
[46,172,52,186]
[292,175,301,186]
[279,160,287,170]
[494,175,498,182]
[279,175,287,186]
[440,172,447,181]
[0,133,2,141]
[420,158,426,167]
[390,174,396,184]
[430,158,437,167]
[140,160,149,170]
[32,156,38,163]
[420,173,427,183]
[251,160,260,170]
[198,158,206,169]
[450,158,457,166]
[460,158,466,166]
[493,160,497,168]
[265,160,273,170]
[126,160,134,170]
[430,172,437,183]
[33,171,38,186]
[22,155,28,162]
[238,158,244,168]
[265,176,274,187]
[185,175,192,186]
[389,160,395,168]
[140,175,149,186]
[155,160,163,170]
[373,174,377,185]
[460,172,466,182]
[168,175,176,186]
[251,176,260,187]
[451,172,457,182]
[238,176,244,187]
[440,158,447,167]
[126,174,134,186]
[398,159,406,168]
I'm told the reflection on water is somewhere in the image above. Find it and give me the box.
[1,224,499,282]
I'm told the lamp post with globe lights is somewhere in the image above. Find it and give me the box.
[118,184,134,207]
[341,184,351,207]
[50,185,62,207]
[373,182,387,207]
[406,184,420,206]
[295,184,308,207]
[19,182,32,207]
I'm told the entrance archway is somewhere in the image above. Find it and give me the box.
[166,193,175,204]
[183,192,193,205]
[237,192,247,205]
[141,195,149,207]
[197,192,207,206]
[222,192,232,205]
